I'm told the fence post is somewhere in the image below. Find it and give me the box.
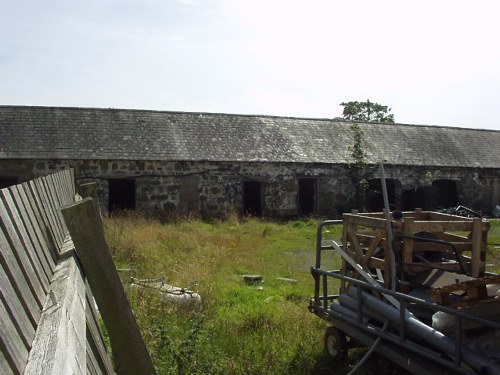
[61,198,157,375]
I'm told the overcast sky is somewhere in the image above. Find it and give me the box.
[1,0,499,130]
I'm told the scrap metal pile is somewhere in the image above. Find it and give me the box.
[310,209,500,375]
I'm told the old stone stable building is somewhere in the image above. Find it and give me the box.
[0,105,499,219]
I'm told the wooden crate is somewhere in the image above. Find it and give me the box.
[340,208,490,292]
[430,274,500,306]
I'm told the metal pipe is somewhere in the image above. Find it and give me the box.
[346,287,499,374]
[312,268,500,330]
[338,294,394,328]
[331,240,402,310]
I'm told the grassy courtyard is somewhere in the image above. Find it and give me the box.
[103,213,500,374]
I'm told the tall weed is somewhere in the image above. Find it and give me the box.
[104,214,338,374]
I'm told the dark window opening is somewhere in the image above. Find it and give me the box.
[432,179,458,208]
[243,181,262,216]
[0,178,18,189]
[108,179,136,213]
[366,179,396,212]
[298,178,316,216]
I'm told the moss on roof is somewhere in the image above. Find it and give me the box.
[0,105,499,168]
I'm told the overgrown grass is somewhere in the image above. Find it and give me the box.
[104,213,341,374]
[103,214,500,374]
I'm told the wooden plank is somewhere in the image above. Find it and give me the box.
[346,223,363,263]
[0,349,15,375]
[86,338,99,375]
[412,220,473,233]
[41,174,67,242]
[0,226,40,326]
[427,211,473,222]
[361,230,385,267]
[22,182,58,268]
[62,198,157,375]
[342,213,388,229]
[79,182,103,228]
[0,261,35,349]
[31,179,61,248]
[10,184,56,274]
[0,203,45,309]
[86,316,114,375]
[0,298,29,375]
[24,253,86,375]
[41,177,67,238]
[63,170,75,203]
[58,171,73,206]
[0,195,48,308]
[51,172,71,209]
[2,189,51,289]
[85,282,114,375]
[471,218,485,277]
[33,178,64,250]
[62,170,74,204]
[23,182,51,233]
[429,230,469,241]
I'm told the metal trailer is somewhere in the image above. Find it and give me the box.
[309,220,500,375]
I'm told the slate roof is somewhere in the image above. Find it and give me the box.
[0,105,499,168]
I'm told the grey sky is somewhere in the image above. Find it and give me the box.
[1,0,499,130]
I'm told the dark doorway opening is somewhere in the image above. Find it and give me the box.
[402,186,440,211]
[298,178,316,216]
[243,181,262,216]
[401,189,417,211]
[433,179,458,208]
[416,186,439,210]
[0,177,18,189]
[108,179,136,213]
[366,179,396,212]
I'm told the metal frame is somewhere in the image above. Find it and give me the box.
[310,220,500,375]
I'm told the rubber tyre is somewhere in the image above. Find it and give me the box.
[324,326,347,361]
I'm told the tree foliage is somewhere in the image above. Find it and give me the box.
[340,100,395,123]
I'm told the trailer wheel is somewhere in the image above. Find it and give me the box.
[324,327,347,361]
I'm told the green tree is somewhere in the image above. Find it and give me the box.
[340,100,395,123]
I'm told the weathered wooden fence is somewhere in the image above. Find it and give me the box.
[0,170,115,374]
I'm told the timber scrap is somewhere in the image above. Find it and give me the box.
[309,209,500,375]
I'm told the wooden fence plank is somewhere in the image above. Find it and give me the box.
[24,253,87,375]
[85,283,114,375]
[60,170,73,203]
[0,196,47,305]
[23,182,58,266]
[1,171,115,375]
[0,214,43,322]
[0,262,35,349]
[49,173,67,210]
[79,182,103,228]
[0,299,28,375]
[10,185,55,275]
[62,198,157,375]
[86,338,99,375]
[40,178,66,243]
[32,179,63,250]
[55,172,70,208]
[0,226,40,326]
[0,349,14,375]
[61,170,74,204]
[1,189,51,289]
[70,169,76,195]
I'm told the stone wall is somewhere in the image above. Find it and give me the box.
[0,159,498,218]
